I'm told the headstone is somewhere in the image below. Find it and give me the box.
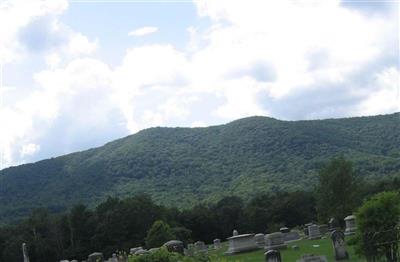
[264,250,282,262]
[329,218,340,231]
[296,254,328,262]
[185,244,195,256]
[213,239,222,249]
[164,240,184,254]
[225,233,258,255]
[318,224,328,235]
[308,225,322,240]
[255,233,265,248]
[88,252,104,262]
[130,247,143,254]
[304,223,313,236]
[264,232,287,251]
[135,249,147,255]
[280,227,290,234]
[283,231,302,242]
[71,260,78,262]
[233,229,239,236]
[149,248,159,253]
[109,254,118,262]
[331,230,349,260]
[194,241,208,253]
[344,215,356,235]
[22,243,30,262]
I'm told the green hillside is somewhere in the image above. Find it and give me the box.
[0,113,399,222]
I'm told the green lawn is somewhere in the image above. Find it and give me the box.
[209,236,364,262]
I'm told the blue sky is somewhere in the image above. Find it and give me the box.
[0,0,399,169]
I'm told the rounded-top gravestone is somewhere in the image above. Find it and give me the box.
[264,249,282,262]
[233,229,239,236]
[164,240,184,254]
[280,227,290,234]
[213,238,222,249]
[88,252,104,262]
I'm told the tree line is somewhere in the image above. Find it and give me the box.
[0,157,399,262]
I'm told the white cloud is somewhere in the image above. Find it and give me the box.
[356,67,400,115]
[128,26,158,37]
[1,0,398,168]
[20,143,40,157]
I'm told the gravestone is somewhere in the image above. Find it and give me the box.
[264,232,287,251]
[110,254,118,262]
[88,252,104,262]
[149,248,159,253]
[164,240,184,254]
[329,218,340,232]
[185,244,195,256]
[304,223,313,236]
[283,231,301,242]
[296,254,328,262]
[264,250,282,262]
[194,241,208,253]
[233,229,239,236]
[331,230,349,260]
[225,233,258,255]
[308,225,322,240]
[22,243,30,262]
[318,224,328,235]
[213,239,222,249]
[130,247,143,254]
[135,249,147,255]
[255,233,265,248]
[280,227,290,234]
[344,215,356,235]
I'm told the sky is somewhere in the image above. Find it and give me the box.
[0,0,399,169]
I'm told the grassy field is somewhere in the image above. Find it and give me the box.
[209,236,365,262]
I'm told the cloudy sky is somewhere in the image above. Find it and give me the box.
[0,0,399,169]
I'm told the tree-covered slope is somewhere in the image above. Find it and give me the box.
[0,113,399,222]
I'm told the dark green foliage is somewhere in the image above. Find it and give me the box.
[316,157,360,222]
[145,221,175,248]
[354,191,400,261]
[244,192,316,233]
[0,113,399,222]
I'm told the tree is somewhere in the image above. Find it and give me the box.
[145,221,175,248]
[354,191,400,261]
[316,157,359,222]
[212,196,244,238]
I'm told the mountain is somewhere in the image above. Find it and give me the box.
[0,113,399,223]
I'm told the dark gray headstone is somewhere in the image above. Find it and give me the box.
[331,230,349,260]
[265,250,282,262]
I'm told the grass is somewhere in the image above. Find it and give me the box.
[209,236,365,262]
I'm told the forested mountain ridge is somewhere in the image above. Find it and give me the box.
[0,113,399,223]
